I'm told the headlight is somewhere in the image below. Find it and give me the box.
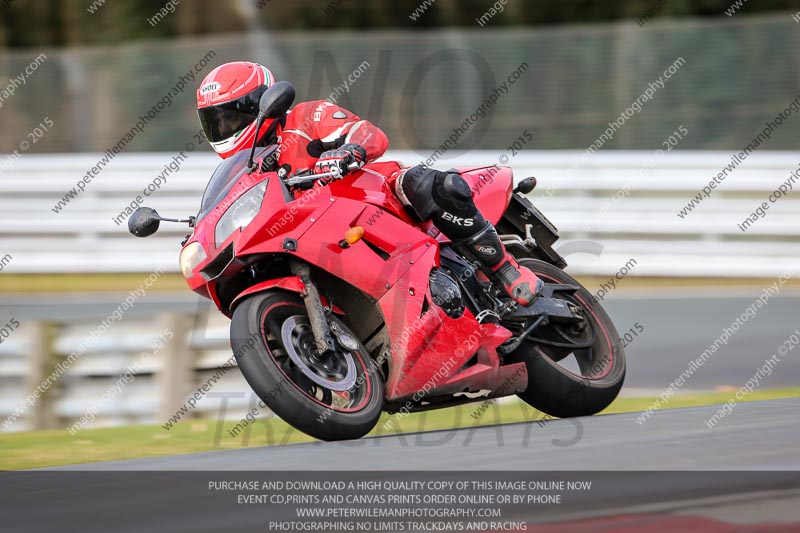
[214,181,267,247]
[180,242,207,279]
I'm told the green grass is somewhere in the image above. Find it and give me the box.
[0,273,188,293]
[4,273,800,293]
[3,387,799,471]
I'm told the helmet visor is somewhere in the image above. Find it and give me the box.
[198,104,257,143]
[197,86,268,143]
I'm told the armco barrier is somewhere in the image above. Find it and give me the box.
[0,151,799,277]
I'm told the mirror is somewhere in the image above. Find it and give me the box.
[247,81,295,170]
[514,176,537,195]
[128,207,161,237]
[259,81,295,118]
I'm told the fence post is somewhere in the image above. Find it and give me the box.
[26,321,58,430]
[156,313,194,424]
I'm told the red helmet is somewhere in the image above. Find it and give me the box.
[196,61,276,158]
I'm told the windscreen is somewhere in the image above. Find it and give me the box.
[197,145,278,221]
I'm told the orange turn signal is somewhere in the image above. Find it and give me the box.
[344,226,365,245]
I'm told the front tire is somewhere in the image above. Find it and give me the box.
[231,290,384,441]
[509,259,626,418]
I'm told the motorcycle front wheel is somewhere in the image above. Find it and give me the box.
[231,290,384,441]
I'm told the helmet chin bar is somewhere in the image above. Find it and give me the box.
[210,137,237,156]
[209,121,258,158]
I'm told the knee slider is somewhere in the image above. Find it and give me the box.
[432,170,477,217]
[442,173,472,202]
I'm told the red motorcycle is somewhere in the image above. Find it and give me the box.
[130,82,625,441]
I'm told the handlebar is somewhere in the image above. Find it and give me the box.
[283,162,361,188]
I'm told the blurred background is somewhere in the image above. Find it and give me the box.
[3,0,800,152]
[1,0,799,462]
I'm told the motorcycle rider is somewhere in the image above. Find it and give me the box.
[196,61,541,305]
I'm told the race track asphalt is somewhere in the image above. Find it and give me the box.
[49,398,800,471]
[6,398,795,532]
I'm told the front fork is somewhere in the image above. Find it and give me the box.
[290,260,337,358]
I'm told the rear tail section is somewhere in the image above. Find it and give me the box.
[457,165,513,226]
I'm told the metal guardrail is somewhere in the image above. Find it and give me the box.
[0,309,257,433]
[2,150,800,277]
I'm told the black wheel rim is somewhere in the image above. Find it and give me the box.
[261,305,372,413]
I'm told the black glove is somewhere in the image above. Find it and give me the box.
[313,143,367,177]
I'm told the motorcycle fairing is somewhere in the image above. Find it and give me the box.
[184,160,527,402]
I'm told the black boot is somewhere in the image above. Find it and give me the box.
[457,223,542,306]
[395,166,542,305]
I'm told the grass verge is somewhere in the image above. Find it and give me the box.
[4,273,800,294]
[2,387,798,471]
[0,273,187,293]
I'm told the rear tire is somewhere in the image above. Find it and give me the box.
[509,259,626,418]
[231,290,384,441]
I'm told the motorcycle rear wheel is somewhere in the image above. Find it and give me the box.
[231,290,384,441]
[508,259,626,418]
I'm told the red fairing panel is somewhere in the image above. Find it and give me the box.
[229,276,306,311]
[457,165,514,226]
[375,242,521,401]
